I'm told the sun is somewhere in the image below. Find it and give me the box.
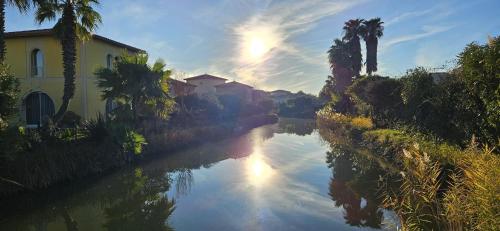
[249,37,267,58]
[237,24,281,62]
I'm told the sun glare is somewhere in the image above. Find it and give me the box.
[249,37,267,58]
[246,148,273,186]
[238,24,281,63]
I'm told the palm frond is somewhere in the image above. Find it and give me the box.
[34,1,59,24]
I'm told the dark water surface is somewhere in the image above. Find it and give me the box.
[1,119,398,230]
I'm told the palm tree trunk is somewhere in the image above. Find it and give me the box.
[351,37,362,78]
[366,38,378,76]
[53,2,77,124]
[0,0,6,62]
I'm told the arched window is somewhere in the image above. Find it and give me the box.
[31,49,44,77]
[24,92,55,127]
[106,54,113,69]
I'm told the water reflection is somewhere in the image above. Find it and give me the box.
[276,118,316,136]
[102,168,175,231]
[246,152,274,187]
[1,167,175,231]
[1,119,400,230]
[326,145,386,229]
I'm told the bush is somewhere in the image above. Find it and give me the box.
[60,111,82,128]
[0,64,19,129]
[278,95,322,118]
[0,117,147,196]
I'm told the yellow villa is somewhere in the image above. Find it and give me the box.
[4,29,143,126]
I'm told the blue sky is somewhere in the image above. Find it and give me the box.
[6,0,500,94]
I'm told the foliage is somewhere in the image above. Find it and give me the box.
[384,144,445,230]
[35,0,102,123]
[324,18,385,113]
[318,75,338,102]
[383,143,500,230]
[347,48,499,148]
[348,75,402,125]
[342,19,364,78]
[455,37,500,147]
[0,63,18,129]
[0,0,33,61]
[95,54,175,126]
[316,107,373,145]
[59,110,81,128]
[278,94,322,118]
[351,116,373,130]
[361,18,384,76]
[0,116,147,196]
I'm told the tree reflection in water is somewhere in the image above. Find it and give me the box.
[103,168,175,231]
[277,118,316,136]
[1,167,176,231]
[327,145,384,229]
[174,169,194,197]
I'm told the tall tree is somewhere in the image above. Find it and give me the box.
[342,19,364,78]
[0,0,32,62]
[35,0,101,123]
[327,38,354,113]
[361,18,384,76]
[328,39,352,94]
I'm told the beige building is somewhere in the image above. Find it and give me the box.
[4,29,142,126]
[215,81,254,103]
[184,74,227,97]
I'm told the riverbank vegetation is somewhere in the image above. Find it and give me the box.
[277,91,323,118]
[318,17,499,230]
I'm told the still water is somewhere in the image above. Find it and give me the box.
[1,119,398,230]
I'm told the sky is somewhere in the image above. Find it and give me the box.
[6,0,500,94]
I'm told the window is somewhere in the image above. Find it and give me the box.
[106,54,113,69]
[31,49,43,77]
[24,92,55,127]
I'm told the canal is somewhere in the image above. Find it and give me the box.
[1,119,399,230]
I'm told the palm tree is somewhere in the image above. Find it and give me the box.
[328,38,352,94]
[361,18,384,76]
[342,19,364,78]
[327,38,356,113]
[95,54,174,126]
[0,0,33,61]
[35,0,101,123]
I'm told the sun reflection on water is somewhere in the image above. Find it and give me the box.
[246,147,274,186]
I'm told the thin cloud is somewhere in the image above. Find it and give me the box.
[381,25,455,51]
[231,0,364,90]
[385,8,435,26]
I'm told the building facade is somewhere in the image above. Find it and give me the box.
[5,29,142,126]
[215,81,254,103]
[167,79,196,97]
[184,74,227,97]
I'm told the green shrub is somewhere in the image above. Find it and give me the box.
[0,117,148,196]
[0,64,19,130]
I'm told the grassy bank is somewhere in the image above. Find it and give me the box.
[317,108,500,230]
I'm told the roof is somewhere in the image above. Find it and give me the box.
[184,74,227,81]
[5,29,144,52]
[270,90,292,94]
[215,81,253,89]
[168,78,196,87]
